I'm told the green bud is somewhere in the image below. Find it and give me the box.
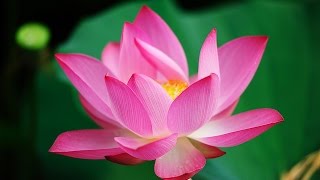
[16,22,50,50]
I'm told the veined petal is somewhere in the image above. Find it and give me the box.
[217,36,268,113]
[134,6,188,76]
[189,108,284,147]
[115,134,178,160]
[167,74,219,134]
[155,138,205,180]
[79,95,122,129]
[189,138,225,159]
[119,22,156,82]
[49,129,125,159]
[211,99,239,120]
[105,153,145,165]
[198,29,220,80]
[101,42,120,77]
[55,53,114,121]
[128,74,172,135]
[135,38,188,82]
[105,76,153,137]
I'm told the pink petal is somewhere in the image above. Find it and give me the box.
[189,139,225,159]
[105,76,153,137]
[79,95,122,129]
[155,138,205,179]
[101,42,120,77]
[134,6,188,76]
[114,134,178,160]
[127,74,172,135]
[55,53,114,121]
[189,74,198,84]
[211,99,239,120]
[216,36,268,113]
[167,74,219,134]
[189,108,283,147]
[105,152,145,165]
[162,173,199,180]
[156,71,167,83]
[135,38,188,82]
[49,129,125,159]
[119,22,156,82]
[198,29,220,80]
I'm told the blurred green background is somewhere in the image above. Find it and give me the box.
[2,0,320,179]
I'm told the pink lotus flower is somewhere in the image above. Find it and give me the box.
[50,6,283,180]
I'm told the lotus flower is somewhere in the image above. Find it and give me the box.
[50,6,283,180]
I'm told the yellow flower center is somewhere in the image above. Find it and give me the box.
[162,80,188,99]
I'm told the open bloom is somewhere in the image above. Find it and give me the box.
[50,6,283,180]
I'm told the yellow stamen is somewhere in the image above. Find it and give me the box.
[281,149,320,180]
[161,80,188,99]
